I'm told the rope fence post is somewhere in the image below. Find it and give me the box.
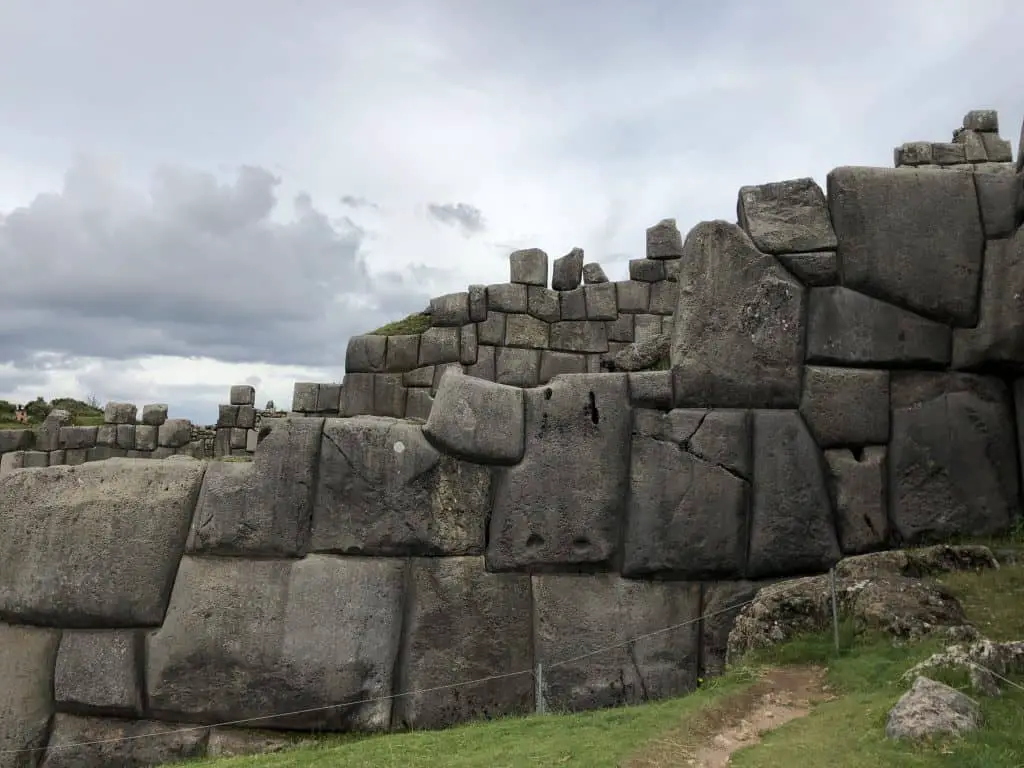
[830,566,840,653]
[535,662,546,715]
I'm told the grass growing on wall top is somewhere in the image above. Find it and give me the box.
[366,312,431,336]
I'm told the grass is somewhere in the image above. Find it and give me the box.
[367,312,431,336]
[177,544,1024,768]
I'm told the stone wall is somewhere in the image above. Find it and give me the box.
[212,385,288,459]
[0,402,211,477]
[0,108,1021,768]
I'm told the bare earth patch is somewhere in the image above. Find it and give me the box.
[627,666,832,768]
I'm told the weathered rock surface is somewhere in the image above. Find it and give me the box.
[55,630,143,716]
[799,366,889,447]
[0,458,205,627]
[727,546,992,662]
[146,555,404,731]
[737,177,838,254]
[40,715,208,768]
[824,447,888,554]
[828,166,984,326]
[952,230,1024,369]
[885,677,981,741]
[624,409,749,579]
[0,625,60,768]
[905,638,1024,697]
[312,416,492,556]
[889,373,1019,544]
[551,247,584,290]
[746,410,840,578]
[487,374,631,570]
[393,558,533,729]
[188,417,323,557]
[671,221,805,409]
[806,286,951,367]
[608,333,669,372]
[533,574,701,711]
[423,370,525,464]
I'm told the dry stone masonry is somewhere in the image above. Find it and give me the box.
[0,108,1022,767]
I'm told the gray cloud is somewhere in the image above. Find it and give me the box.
[340,195,378,210]
[0,156,432,371]
[427,202,486,235]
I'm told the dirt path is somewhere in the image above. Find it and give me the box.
[626,666,832,768]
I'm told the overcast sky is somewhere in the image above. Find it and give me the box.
[0,0,1021,424]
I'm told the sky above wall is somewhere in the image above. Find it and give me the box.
[0,0,1022,424]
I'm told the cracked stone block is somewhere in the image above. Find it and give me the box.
[312,417,492,556]
[533,574,700,711]
[889,373,1018,544]
[799,366,890,447]
[527,286,561,323]
[551,248,584,291]
[623,409,750,578]
[509,248,548,286]
[737,177,837,254]
[487,374,630,570]
[825,447,888,555]
[672,221,805,409]
[747,410,840,578]
[828,166,984,326]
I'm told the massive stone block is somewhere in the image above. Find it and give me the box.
[736,177,838,254]
[889,373,1019,543]
[747,411,840,578]
[952,231,1024,370]
[55,631,143,717]
[487,374,631,570]
[671,221,805,409]
[828,166,984,326]
[40,715,208,768]
[799,366,890,447]
[393,558,533,730]
[312,417,491,556]
[0,458,205,627]
[423,371,525,464]
[0,625,60,768]
[623,409,750,579]
[533,574,701,711]
[146,555,404,731]
[824,447,888,555]
[806,286,951,367]
[188,418,323,557]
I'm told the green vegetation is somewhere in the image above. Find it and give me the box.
[367,312,431,336]
[0,396,104,430]
[183,544,1024,768]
